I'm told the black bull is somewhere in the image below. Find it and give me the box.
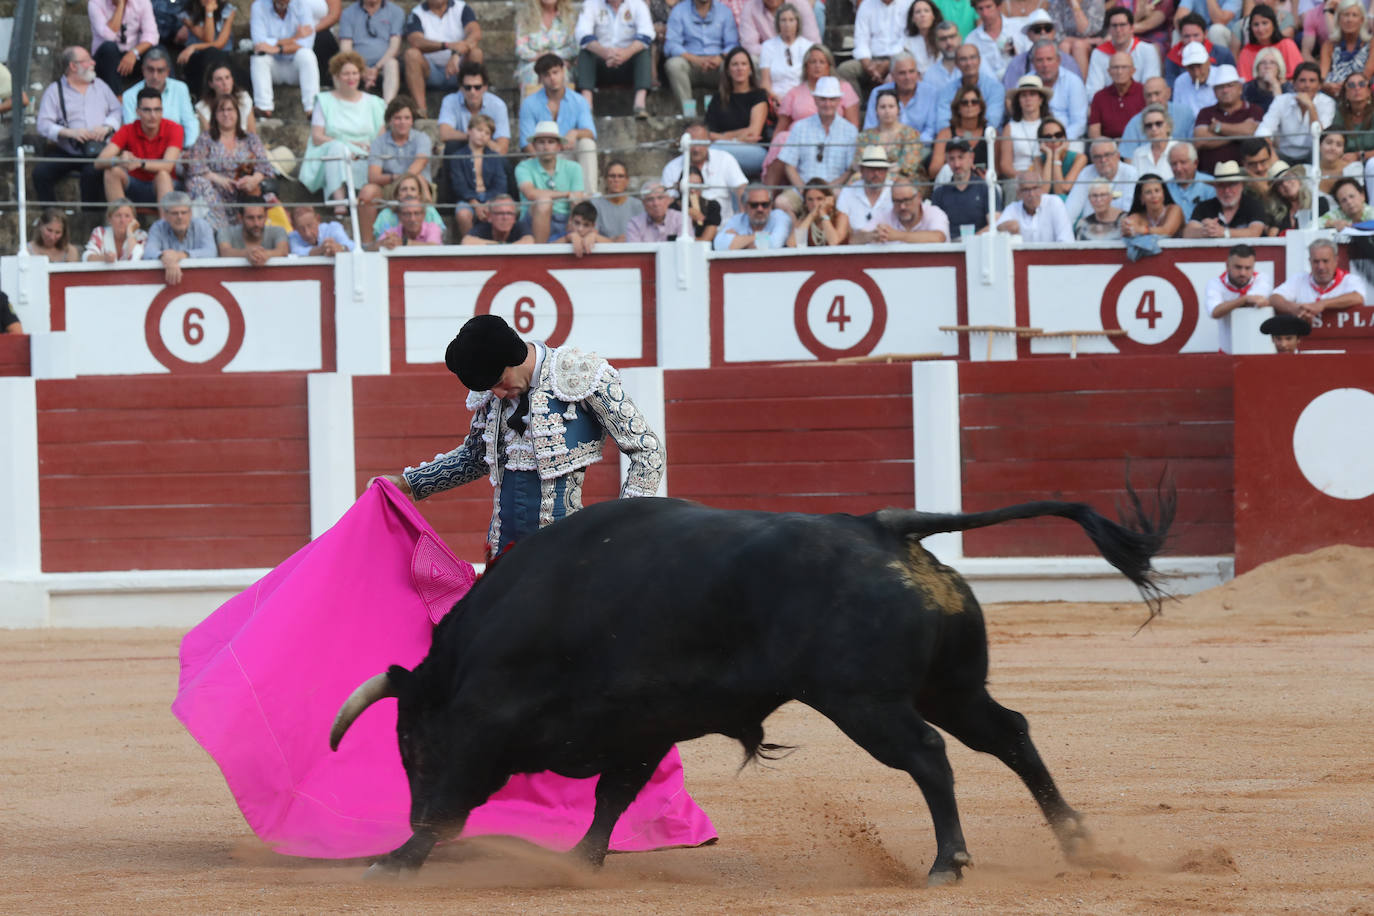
[332,489,1173,884]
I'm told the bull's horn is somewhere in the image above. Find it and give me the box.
[330,673,397,751]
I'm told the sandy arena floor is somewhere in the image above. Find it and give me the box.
[3,546,1373,914]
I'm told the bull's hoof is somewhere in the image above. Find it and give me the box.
[362,859,412,881]
[927,851,972,887]
[1055,814,1093,860]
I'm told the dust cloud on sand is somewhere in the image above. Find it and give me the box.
[2,547,1373,913]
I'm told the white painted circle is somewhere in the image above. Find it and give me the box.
[157,292,231,364]
[486,280,561,339]
[1114,276,1184,345]
[803,279,875,351]
[1292,388,1374,500]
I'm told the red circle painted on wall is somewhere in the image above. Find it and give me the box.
[473,267,574,346]
[793,267,888,360]
[1099,261,1199,353]
[144,281,246,373]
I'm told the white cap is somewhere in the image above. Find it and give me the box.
[531,120,562,141]
[1212,63,1242,85]
[812,75,843,98]
[1181,42,1209,66]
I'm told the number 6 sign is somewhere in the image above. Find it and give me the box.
[474,266,575,346]
[143,282,246,372]
[793,269,888,360]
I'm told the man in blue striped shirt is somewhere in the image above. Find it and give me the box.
[663,0,738,115]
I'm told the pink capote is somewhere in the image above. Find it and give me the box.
[172,479,717,859]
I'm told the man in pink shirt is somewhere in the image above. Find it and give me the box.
[88,0,159,94]
[737,0,820,58]
[377,199,444,247]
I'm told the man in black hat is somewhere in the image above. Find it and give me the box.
[1259,314,1311,354]
[381,314,663,561]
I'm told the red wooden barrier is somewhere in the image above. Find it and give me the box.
[0,335,29,376]
[36,374,311,571]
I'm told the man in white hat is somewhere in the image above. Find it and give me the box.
[1257,61,1335,164]
[1087,51,1145,139]
[1173,44,1220,119]
[1181,160,1267,237]
[779,75,859,186]
[515,119,586,242]
[1191,64,1261,173]
[838,146,894,244]
[1163,13,1235,85]
[1001,9,1082,91]
[1269,237,1367,323]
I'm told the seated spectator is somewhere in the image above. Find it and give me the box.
[961,0,1014,84]
[374,198,444,247]
[671,166,722,241]
[788,178,850,246]
[836,0,910,94]
[462,194,536,244]
[919,20,964,94]
[1266,162,1318,233]
[1033,117,1085,196]
[928,85,991,182]
[1320,175,1374,230]
[1331,73,1374,159]
[778,76,858,188]
[1075,180,1126,239]
[758,3,816,101]
[565,200,612,257]
[1166,141,1215,218]
[664,123,747,219]
[1320,0,1368,97]
[1206,246,1271,353]
[402,0,482,114]
[1269,237,1366,321]
[1,288,20,334]
[1256,64,1330,164]
[1242,46,1286,112]
[1065,137,1141,222]
[519,55,599,194]
[714,184,791,249]
[742,0,820,62]
[35,48,123,208]
[876,177,950,243]
[89,0,159,95]
[217,198,291,263]
[195,63,257,135]
[998,170,1073,241]
[120,47,199,148]
[186,94,275,231]
[250,0,322,118]
[664,0,739,116]
[1173,42,1217,120]
[999,75,1051,178]
[84,198,148,261]
[358,95,432,239]
[288,203,355,254]
[1182,160,1267,237]
[861,52,920,132]
[176,0,236,100]
[933,44,1007,139]
[516,119,585,242]
[574,0,654,118]
[934,137,1001,232]
[1237,4,1301,82]
[438,61,512,155]
[1240,137,1276,200]
[705,47,771,178]
[97,87,183,204]
[1088,52,1145,139]
[1085,6,1161,98]
[853,88,923,180]
[143,190,217,285]
[1123,173,1184,236]
[1002,10,1082,91]
[1051,0,1104,81]
[299,51,386,215]
[514,0,578,98]
[1318,130,1361,197]
[1027,38,1084,140]
[1126,0,1175,59]
[1130,103,1177,178]
[1193,65,1260,173]
[27,207,82,262]
[1121,75,1195,159]
[764,45,860,184]
[838,147,894,244]
[372,173,445,237]
[338,0,406,102]
[449,112,508,238]
[1259,313,1310,352]
[1162,13,1235,85]
[628,182,685,242]
[592,159,644,241]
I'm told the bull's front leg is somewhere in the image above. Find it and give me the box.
[364,829,441,879]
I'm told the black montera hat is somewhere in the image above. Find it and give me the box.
[1259,314,1312,337]
[444,315,528,391]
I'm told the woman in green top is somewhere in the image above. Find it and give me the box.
[299,51,387,215]
[848,89,924,181]
[1331,72,1374,158]
[1032,117,1085,199]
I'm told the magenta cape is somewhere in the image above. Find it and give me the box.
[172,480,717,859]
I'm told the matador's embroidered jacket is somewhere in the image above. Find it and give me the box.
[402,344,664,555]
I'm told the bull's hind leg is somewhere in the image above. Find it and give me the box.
[810,697,972,886]
[569,745,672,867]
[918,688,1088,859]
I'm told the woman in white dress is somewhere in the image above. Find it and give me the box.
[902,0,943,76]
[758,3,815,101]
[1130,104,1177,179]
[997,74,1048,177]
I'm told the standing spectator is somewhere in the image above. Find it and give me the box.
[358,95,433,239]
[1064,137,1140,221]
[143,190,217,285]
[98,87,183,203]
[714,184,791,249]
[185,94,275,231]
[217,199,291,262]
[299,51,386,214]
[514,0,578,97]
[194,63,257,135]
[1163,13,1234,85]
[575,0,655,118]
[1122,173,1185,236]
[1319,0,1368,98]
[374,198,444,246]
[1256,62,1335,164]
[338,0,406,102]
[904,0,946,77]
[758,3,815,102]
[965,0,1015,82]
[1121,75,1195,158]
[121,47,200,148]
[671,166,723,240]
[1181,160,1268,237]
[1173,42,1218,120]
[35,47,123,208]
[83,198,148,260]
[876,177,950,243]
[705,47,770,177]
[853,87,924,179]
[627,182,685,242]
[1165,141,1213,218]
[740,0,819,59]
[438,61,511,154]
[933,137,1000,233]
[176,0,236,100]
[1206,244,1272,353]
[1052,0,1106,77]
[1130,103,1177,177]
[1269,237,1367,320]
[663,121,748,218]
[516,119,585,242]
[778,76,858,187]
[461,194,536,244]
[1002,9,1082,90]
[838,0,916,96]
[788,178,848,246]
[89,0,159,95]
[998,170,1073,240]
[564,200,612,257]
[999,74,1049,176]
[1192,65,1260,173]
[250,0,322,118]
[518,54,599,194]
[287,203,355,254]
[301,0,344,89]
[1237,4,1301,82]
[838,147,894,243]
[26,208,83,262]
[862,52,921,132]
[449,112,508,238]
[663,0,739,116]
[764,45,860,182]
[1087,51,1145,138]
[933,45,1006,139]
[1085,6,1161,98]
[402,0,482,115]
[592,159,644,240]
[1074,179,1126,237]
[1033,117,1086,195]
[928,86,990,180]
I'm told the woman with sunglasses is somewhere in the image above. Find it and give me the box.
[1032,116,1085,197]
[1237,4,1302,82]
[1332,71,1374,158]
[902,0,943,77]
[1319,0,1368,97]
[1122,173,1184,238]
[759,4,814,102]
[1129,103,1177,179]
[928,87,988,182]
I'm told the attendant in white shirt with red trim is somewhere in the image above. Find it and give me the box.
[1085,6,1161,97]
[1269,237,1367,322]
[1206,243,1273,353]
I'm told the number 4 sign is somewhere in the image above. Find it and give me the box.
[1100,262,1198,353]
[793,270,888,360]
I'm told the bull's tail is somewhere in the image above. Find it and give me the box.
[875,477,1176,625]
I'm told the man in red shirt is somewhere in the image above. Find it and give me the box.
[1087,51,1145,139]
[95,86,181,204]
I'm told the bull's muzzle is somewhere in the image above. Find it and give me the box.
[330,672,397,751]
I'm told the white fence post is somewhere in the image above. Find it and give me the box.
[308,373,358,539]
[912,360,963,562]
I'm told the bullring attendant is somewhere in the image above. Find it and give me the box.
[1205,244,1273,353]
[1269,238,1367,323]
